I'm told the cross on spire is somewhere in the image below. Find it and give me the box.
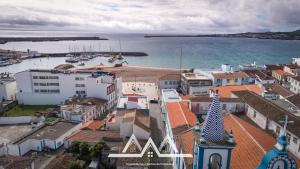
[279,115,294,136]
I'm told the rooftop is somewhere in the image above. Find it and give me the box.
[291,76,300,82]
[182,73,211,80]
[188,96,241,102]
[161,89,181,102]
[210,84,263,98]
[15,121,78,144]
[166,101,197,134]
[241,69,274,80]
[286,94,300,108]
[68,129,121,144]
[212,71,249,79]
[64,97,108,107]
[0,155,34,169]
[117,96,149,110]
[265,83,294,98]
[158,74,181,80]
[232,90,300,138]
[272,69,293,76]
[121,109,151,133]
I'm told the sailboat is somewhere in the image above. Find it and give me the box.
[117,39,124,60]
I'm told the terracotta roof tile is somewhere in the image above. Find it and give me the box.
[166,101,197,129]
[212,71,249,79]
[68,130,120,143]
[224,114,300,168]
[81,120,104,130]
[265,83,294,98]
[211,84,263,98]
[272,69,293,76]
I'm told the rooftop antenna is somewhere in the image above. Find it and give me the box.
[179,47,183,89]
[279,115,294,136]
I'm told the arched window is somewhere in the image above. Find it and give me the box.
[209,153,222,169]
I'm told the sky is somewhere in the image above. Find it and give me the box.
[0,0,300,34]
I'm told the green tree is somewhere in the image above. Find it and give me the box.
[69,161,82,169]
[79,142,91,161]
[70,141,80,154]
[91,141,108,158]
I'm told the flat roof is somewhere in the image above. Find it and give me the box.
[15,121,78,144]
[161,89,180,102]
[117,96,148,109]
[182,73,211,80]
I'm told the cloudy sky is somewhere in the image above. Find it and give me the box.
[0,0,300,34]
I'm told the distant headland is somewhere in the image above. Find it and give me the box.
[0,36,108,44]
[144,29,300,40]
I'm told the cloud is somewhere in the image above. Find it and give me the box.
[0,0,299,33]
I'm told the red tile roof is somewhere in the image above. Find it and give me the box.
[272,69,293,76]
[224,114,300,169]
[68,130,120,143]
[212,71,249,79]
[80,120,104,130]
[211,85,263,98]
[166,101,197,129]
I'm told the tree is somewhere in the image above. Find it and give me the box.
[69,161,82,169]
[79,142,91,161]
[91,141,108,159]
[70,141,80,154]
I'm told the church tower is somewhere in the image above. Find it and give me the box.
[193,92,235,169]
[257,116,297,169]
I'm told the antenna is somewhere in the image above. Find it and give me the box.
[279,115,294,136]
[179,47,183,89]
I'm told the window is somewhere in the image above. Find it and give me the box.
[293,137,298,144]
[209,154,222,169]
[253,111,257,118]
[226,79,230,83]
[34,83,39,86]
[287,133,291,144]
[298,145,300,152]
[75,77,84,81]
[34,89,39,93]
[75,84,85,87]
[39,76,48,79]
[164,81,168,85]
[32,76,38,79]
[216,79,221,83]
[48,76,59,79]
[222,104,226,110]
[276,126,281,136]
[234,79,238,83]
[39,83,47,86]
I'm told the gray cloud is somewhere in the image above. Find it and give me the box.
[0,0,299,33]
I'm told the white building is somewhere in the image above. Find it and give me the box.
[188,96,244,116]
[233,90,300,159]
[15,69,121,108]
[106,95,151,139]
[60,97,108,123]
[157,74,180,90]
[212,71,250,86]
[293,58,300,66]
[289,76,300,94]
[0,73,16,101]
[181,73,213,95]
[5,121,81,156]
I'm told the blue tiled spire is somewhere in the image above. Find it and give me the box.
[202,92,225,142]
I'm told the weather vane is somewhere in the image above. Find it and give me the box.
[279,115,294,136]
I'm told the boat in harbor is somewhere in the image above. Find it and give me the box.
[65,57,79,63]
[0,61,12,67]
[108,55,118,63]
[78,62,85,66]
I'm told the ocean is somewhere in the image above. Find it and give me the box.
[1,30,300,73]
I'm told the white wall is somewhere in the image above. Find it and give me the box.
[246,106,268,129]
[133,125,150,140]
[16,70,117,105]
[0,116,32,125]
[0,81,16,101]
